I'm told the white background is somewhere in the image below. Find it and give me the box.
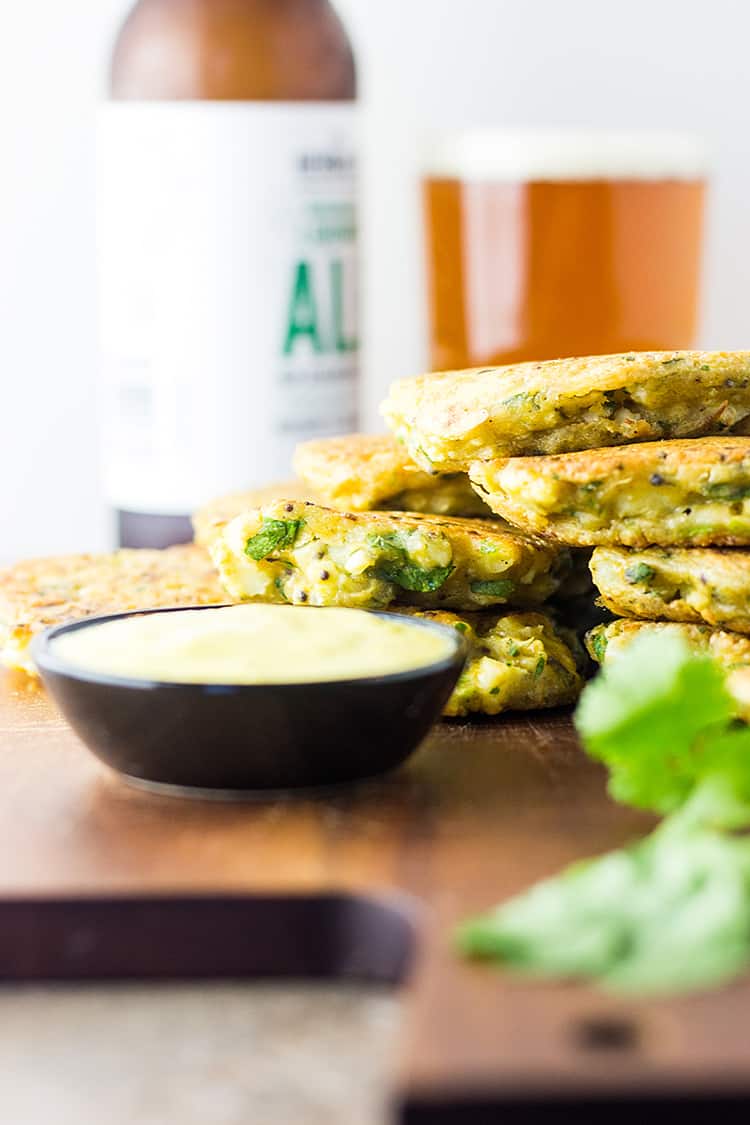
[1,0,748,558]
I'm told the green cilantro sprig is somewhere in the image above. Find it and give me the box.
[457,634,750,994]
[575,634,748,823]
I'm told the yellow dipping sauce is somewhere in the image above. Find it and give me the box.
[51,605,455,685]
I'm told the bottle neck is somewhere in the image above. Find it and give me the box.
[111,0,355,102]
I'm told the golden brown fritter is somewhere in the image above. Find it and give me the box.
[590,546,750,634]
[0,545,225,676]
[470,437,750,547]
[193,479,318,548]
[585,617,750,671]
[382,351,750,470]
[396,608,582,717]
[293,433,491,516]
[211,499,567,612]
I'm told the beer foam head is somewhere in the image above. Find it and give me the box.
[424,129,708,181]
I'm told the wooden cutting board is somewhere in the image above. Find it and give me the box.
[2,668,750,1120]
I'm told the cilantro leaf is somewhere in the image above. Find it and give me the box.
[458,826,750,994]
[458,632,750,996]
[245,519,304,560]
[574,633,734,814]
[670,724,750,831]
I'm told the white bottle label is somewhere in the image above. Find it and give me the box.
[97,103,358,515]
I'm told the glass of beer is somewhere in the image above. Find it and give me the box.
[423,130,707,370]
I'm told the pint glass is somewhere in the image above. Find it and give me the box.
[423,131,707,370]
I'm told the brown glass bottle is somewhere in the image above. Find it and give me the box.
[100,0,358,548]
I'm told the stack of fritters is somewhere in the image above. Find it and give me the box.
[382,349,750,690]
[202,439,583,718]
[11,348,750,723]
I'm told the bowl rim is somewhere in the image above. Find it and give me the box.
[32,604,467,693]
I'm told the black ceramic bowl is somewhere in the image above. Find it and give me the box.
[32,606,465,795]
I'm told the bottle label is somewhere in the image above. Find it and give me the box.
[97,103,358,515]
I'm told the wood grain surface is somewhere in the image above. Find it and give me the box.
[2,669,750,1119]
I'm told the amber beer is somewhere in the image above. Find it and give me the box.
[423,131,707,371]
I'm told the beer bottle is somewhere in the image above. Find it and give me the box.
[98,0,358,547]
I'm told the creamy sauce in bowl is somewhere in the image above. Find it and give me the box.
[50,604,456,685]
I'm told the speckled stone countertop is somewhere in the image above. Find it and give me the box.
[0,984,401,1125]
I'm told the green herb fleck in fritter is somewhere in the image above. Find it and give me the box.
[245,519,304,560]
[625,562,656,584]
[469,579,515,598]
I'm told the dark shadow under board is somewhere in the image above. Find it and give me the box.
[0,893,417,985]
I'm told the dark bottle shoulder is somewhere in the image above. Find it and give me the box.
[111,0,356,101]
